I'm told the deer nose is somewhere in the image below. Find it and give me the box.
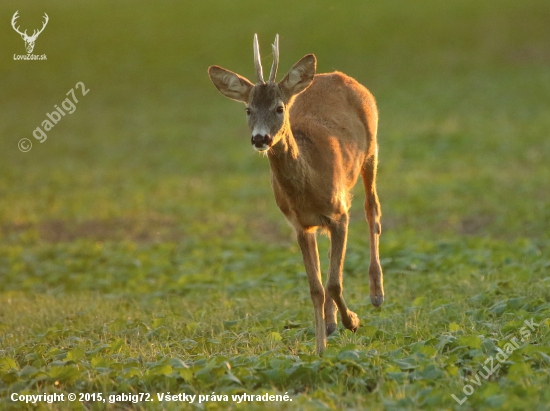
[251,134,272,148]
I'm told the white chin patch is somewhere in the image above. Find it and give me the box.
[253,145,269,152]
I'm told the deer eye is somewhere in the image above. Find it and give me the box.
[276,106,284,114]
[245,108,251,115]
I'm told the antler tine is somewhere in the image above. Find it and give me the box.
[11,11,26,36]
[253,33,265,84]
[268,34,279,83]
[36,13,49,36]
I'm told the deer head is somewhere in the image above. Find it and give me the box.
[208,34,316,152]
[11,11,49,54]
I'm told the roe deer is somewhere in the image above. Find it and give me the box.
[208,34,384,354]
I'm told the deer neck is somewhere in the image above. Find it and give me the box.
[267,120,309,190]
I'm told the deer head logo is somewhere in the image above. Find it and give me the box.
[11,11,49,54]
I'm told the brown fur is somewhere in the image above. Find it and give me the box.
[269,72,378,229]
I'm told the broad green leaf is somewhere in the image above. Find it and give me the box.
[449,323,461,332]
[0,357,18,372]
[458,335,482,349]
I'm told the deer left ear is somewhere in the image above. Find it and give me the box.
[279,54,316,98]
[208,66,254,103]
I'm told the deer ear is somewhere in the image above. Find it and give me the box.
[279,54,316,98]
[208,66,253,103]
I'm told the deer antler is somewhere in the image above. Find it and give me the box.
[29,13,49,40]
[253,33,265,84]
[268,34,279,83]
[11,11,28,37]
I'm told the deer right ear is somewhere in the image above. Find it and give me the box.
[279,54,316,99]
[208,66,254,103]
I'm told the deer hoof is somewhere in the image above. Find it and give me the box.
[326,323,337,336]
[370,294,384,307]
[343,311,359,332]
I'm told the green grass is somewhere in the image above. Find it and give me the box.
[1,0,550,410]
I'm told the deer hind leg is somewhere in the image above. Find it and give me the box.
[296,229,326,355]
[326,214,360,333]
[361,155,385,307]
[324,246,339,335]
[324,293,338,336]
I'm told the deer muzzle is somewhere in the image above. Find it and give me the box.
[251,134,272,151]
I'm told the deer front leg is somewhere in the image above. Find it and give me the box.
[326,214,360,332]
[296,230,326,355]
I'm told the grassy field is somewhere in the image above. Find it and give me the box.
[1,0,550,410]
